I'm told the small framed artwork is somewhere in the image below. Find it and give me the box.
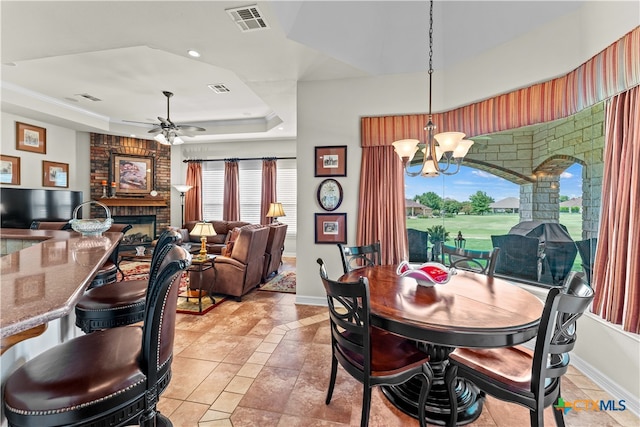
[315,145,347,177]
[317,178,343,211]
[0,155,21,185]
[16,122,47,154]
[42,160,69,188]
[113,154,154,194]
[315,213,347,244]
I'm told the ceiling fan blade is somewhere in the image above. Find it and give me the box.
[157,117,171,126]
[122,119,156,126]
[148,127,162,134]
[177,125,206,132]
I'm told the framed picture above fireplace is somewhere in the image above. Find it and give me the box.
[112,154,154,195]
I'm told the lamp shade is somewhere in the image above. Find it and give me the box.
[434,131,466,153]
[154,133,170,145]
[172,184,192,194]
[190,222,216,237]
[392,139,420,161]
[452,139,474,158]
[266,202,286,218]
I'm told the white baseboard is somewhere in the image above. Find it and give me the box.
[295,295,326,307]
[569,353,639,417]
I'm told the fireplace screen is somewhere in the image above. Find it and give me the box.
[112,215,156,246]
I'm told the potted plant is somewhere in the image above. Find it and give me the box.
[426,225,449,262]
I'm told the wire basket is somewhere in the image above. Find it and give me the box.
[69,201,113,236]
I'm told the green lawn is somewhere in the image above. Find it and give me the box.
[406,213,583,270]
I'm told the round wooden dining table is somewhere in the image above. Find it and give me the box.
[339,265,544,426]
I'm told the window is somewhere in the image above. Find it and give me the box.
[201,159,297,235]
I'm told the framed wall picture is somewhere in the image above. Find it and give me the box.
[112,154,154,194]
[16,122,47,154]
[315,145,347,177]
[317,178,343,211]
[315,213,347,244]
[0,155,21,185]
[42,160,69,188]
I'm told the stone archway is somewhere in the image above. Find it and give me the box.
[461,102,604,238]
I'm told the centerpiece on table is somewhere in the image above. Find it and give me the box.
[396,260,456,286]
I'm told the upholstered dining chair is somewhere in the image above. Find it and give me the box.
[444,271,594,427]
[75,229,181,333]
[3,243,191,427]
[337,240,381,274]
[441,245,500,276]
[317,258,433,427]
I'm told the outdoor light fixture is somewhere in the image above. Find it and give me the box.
[392,0,473,177]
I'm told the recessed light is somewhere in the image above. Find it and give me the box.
[130,134,136,137]
[278,127,284,131]
[188,50,201,58]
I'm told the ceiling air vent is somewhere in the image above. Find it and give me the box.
[76,93,102,102]
[208,84,230,94]
[225,5,269,32]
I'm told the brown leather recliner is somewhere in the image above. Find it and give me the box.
[190,224,269,300]
[262,222,288,282]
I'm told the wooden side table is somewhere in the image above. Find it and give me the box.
[181,255,216,313]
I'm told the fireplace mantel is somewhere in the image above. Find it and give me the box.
[98,197,167,207]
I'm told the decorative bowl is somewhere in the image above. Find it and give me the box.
[396,261,456,286]
[69,201,113,236]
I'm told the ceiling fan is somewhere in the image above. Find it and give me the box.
[143,91,206,145]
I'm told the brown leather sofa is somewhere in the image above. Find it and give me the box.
[183,220,249,254]
[189,224,269,300]
[262,222,288,282]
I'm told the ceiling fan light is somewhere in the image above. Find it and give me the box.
[173,135,185,145]
[154,133,170,145]
[434,131,466,153]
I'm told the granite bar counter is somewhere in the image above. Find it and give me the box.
[0,229,122,341]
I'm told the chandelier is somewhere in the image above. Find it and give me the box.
[392,0,473,177]
[154,130,184,145]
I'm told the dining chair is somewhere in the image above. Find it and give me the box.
[317,258,433,427]
[3,244,191,427]
[441,245,500,276]
[407,228,429,263]
[444,271,594,427]
[337,240,381,273]
[75,229,181,333]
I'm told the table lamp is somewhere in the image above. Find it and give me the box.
[266,202,286,223]
[190,221,216,260]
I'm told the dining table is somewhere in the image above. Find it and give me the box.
[339,264,544,426]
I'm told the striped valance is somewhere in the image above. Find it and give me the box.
[362,26,640,147]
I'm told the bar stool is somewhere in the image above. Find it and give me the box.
[89,223,132,288]
[3,244,191,427]
[75,229,181,333]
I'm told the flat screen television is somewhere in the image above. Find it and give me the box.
[0,188,83,229]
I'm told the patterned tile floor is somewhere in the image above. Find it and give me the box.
[158,258,639,427]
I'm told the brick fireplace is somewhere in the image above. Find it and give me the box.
[89,134,171,236]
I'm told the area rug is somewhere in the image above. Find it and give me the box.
[119,261,228,315]
[259,270,296,294]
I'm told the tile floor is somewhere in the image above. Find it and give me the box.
[158,258,639,427]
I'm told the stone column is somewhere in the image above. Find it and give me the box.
[519,184,533,222]
[532,175,560,222]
